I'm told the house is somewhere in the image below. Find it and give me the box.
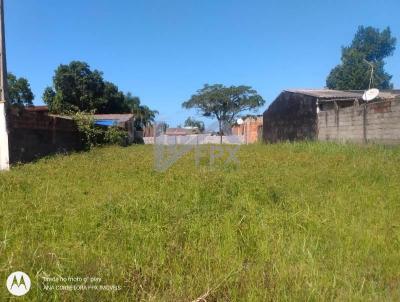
[183,126,201,134]
[24,107,139,143]
[93,114,134,127]
[165,128,190,136]
[263,89,400,143]
[93,114,136,142]
[232,115,263,143]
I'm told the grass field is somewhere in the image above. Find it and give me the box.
[0,142,400,301]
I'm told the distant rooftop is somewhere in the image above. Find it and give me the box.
[165,128,189,136]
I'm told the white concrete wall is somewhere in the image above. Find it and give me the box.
[0,102,9,170]
[150,134,245,145]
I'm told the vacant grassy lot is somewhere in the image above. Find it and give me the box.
[0,143,399,301]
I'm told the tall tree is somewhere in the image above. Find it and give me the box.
[124,93,158,130]
[123,92,141,113]
[184,117,205,133]
[327,26,396,90]
[43,61,158,119]
[43,61,106,113]
[158,122,169,133]
[7,72,34,106]
[97,81,127,114]
[183,84,265,143]
[135,105,158,130]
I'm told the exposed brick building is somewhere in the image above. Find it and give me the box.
[232,116,263,143]
[263,89,400,143]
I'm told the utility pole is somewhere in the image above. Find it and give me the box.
[0,0,9,170]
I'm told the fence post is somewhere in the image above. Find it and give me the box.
[363,104,367,144]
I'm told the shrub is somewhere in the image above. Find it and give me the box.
[72,111,104,149]
[104,126,128,146]
[71,111,129,149]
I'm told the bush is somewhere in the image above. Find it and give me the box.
[104,126,128,146]
[72,111,103,149]
[72,111,129,149]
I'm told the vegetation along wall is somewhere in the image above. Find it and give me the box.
[318,98,400,144]
[7,107,84,163]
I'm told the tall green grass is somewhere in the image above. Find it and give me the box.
[0,142,399,301]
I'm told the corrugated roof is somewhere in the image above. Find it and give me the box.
[93,114,134,123]
[285,89,362,99]
[355,90,400,99]
[284,89,400,100]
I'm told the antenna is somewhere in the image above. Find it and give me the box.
[364,59,375,90]
[362,59,380,102]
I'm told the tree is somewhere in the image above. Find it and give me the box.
[184,117,205,133]
[327,26,396,90]
[7,72,34,106]
[43,61,158,120]
[183,84,265,143]
[124,93,158,130]
[43,61,106,113]
[132,104,158,130]
[157,122,169,133]
[123,92,141,113]
[97,82,127,114]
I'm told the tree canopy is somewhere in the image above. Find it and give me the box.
[326,26,396,90]
[42,61,157,124]
[8,72,34,106]
[114,93,158,130]
[182,84,265,142]
[43,61,105,113]
[184,117,205,133]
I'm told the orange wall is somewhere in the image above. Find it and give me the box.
[232,117,263,143]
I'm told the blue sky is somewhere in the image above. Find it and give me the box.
[5,0,400,126]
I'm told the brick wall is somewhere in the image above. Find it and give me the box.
[232,117,263,143]
[263,91,318,142]
[7,107,84,163]
[318,98,400,144]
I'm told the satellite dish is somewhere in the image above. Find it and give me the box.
[237,118,244,125]
[362,88,380,101]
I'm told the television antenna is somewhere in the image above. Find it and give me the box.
[362,59,380,102]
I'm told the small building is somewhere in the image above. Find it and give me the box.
[263,89,400,143]
[182,126,201,134]
[93,114,134,126]
[232,116,263,143]
[165,128,191,136]
[93,114,136,142]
